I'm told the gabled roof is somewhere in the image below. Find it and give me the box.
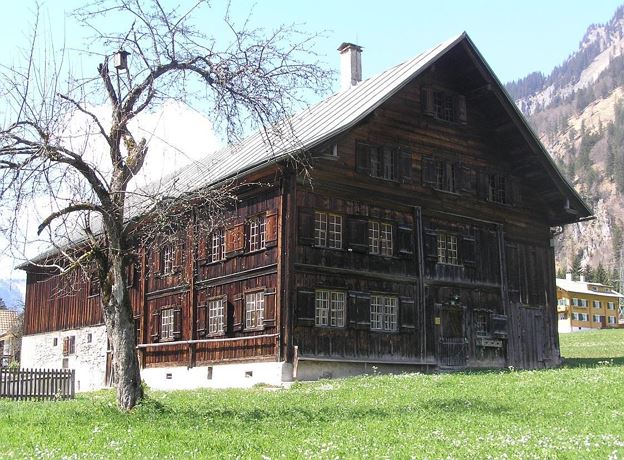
[556,278,623,299]
[159,32,591,223]
[19,32,592,270]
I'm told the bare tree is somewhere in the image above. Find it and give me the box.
[0,0,331,410]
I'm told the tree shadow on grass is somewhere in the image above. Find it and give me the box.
[561,356,624,368]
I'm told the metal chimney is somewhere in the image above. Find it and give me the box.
[338,42,363,91]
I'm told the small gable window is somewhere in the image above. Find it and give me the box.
[421,87,467,124]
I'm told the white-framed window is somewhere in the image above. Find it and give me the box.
[245,291,264,329]
[607,302,615,310]
[607,316,617,325]
[369,221,393,256]
[162,245,175,275]
[370,295,398,332]
[572,298,587,308]
[208,297,225,334]
[161,307,175,340]
[592,315,603,323]
[437,232,458,265]
[248,217,266,252]
[575,313,588,321]
[558,298,569,306]
[593,300,602,309]
[559,313,567,320]
[315,290,345,327]
[211,229,225,262]
[314,212,342,249]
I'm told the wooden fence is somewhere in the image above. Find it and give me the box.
[0,368,75,400]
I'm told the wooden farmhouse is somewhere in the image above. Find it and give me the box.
[19,33,592,391]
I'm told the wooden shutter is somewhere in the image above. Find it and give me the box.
[421,87,435,116]
[173,307,182,340]
[506,177,522,206]
[400,297,416,332]
[423,228,438,262]
[491,313,507,338]
[456,94,467,124]
[196,303,207,338]
[506,243,520,303]
[62,337,69,356]
[134,316,142,344]
[347,217,369,253]
[265,211,278,248]
[476,171,490,200]
[354,292,371,330]
[458,165,476,194]
[399,149,412,183]
[151,246,161,276]
[355,142,371,175]
[398,225,414,257]
[225,224,245,257]
[422,157,437,187]
[150,310,160,343]
[461,235,476,267]
[298,207,315,246]
[296,289,316,326]
[232,294,243,332]
[173,243,184,272]
[198,235,209,260]
[263,288,277,327]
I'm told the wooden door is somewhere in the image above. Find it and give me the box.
[437,304,467,367]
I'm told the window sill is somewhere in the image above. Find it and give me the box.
[206,331,226,338]
[244,326,265,333]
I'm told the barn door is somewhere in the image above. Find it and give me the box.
[437,304,467,367]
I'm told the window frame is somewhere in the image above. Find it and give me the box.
[437,232,459,265]
[210,229,226,263]
[314,289,346,328]
[487,173,507,204]
[161,244,175,276]
[62,336,76,356]
[369,220,393,256]
[207,296,226,336]
[245,290,265,330]
[370,294,399,333]
[160,307,175,341]
[314,211,343,250]
[248,216,266,252]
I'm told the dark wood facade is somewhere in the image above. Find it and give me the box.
[22,35,589,375]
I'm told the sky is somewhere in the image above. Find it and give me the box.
[1,0,623,304]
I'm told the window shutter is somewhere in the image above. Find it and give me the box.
[458,165,476,194]
[265,211,278,248]
[422,157,437,187]
[347,217,369,253]
[225,224,245,257]
[355,142,371,175]
[398,225,414,257]
[196,303,207,338]
[298,207,315,246]
[506,243,520,303]
[152,247,161,276]
[232,294,243,332]
[491,313,507,338]
[173,307,182,340]
[347,292,358,328]
[461,234,476,267]
[150,310,160,343]
[507,177,521,206]
[477,171,490,200]
[62,337,69,356]
[421,87,435,116]
[198,235,209,260]
[456,94,467,124]
[399,149,412,183]
[399,297,416,332]
[355,292,371,330]
[173,243,184,272]
[423,228,438,262]
[296,289,316,326]
[263,288,277,327]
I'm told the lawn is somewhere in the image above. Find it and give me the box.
[1,330,624,459]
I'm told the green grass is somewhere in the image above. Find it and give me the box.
[2,330,624,459]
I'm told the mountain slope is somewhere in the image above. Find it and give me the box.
[506,5,624,285]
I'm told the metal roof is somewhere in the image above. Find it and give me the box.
[556,278,624,298]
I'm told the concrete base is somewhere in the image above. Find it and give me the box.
[294,360,430,381]
[141,361,293,390]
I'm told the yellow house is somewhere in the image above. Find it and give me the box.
[556,274,623,333]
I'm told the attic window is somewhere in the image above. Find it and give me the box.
[421,87,467,124]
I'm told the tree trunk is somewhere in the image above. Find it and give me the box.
[101,254,143,410]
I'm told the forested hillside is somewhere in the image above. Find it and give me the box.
[506,5,624,288]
